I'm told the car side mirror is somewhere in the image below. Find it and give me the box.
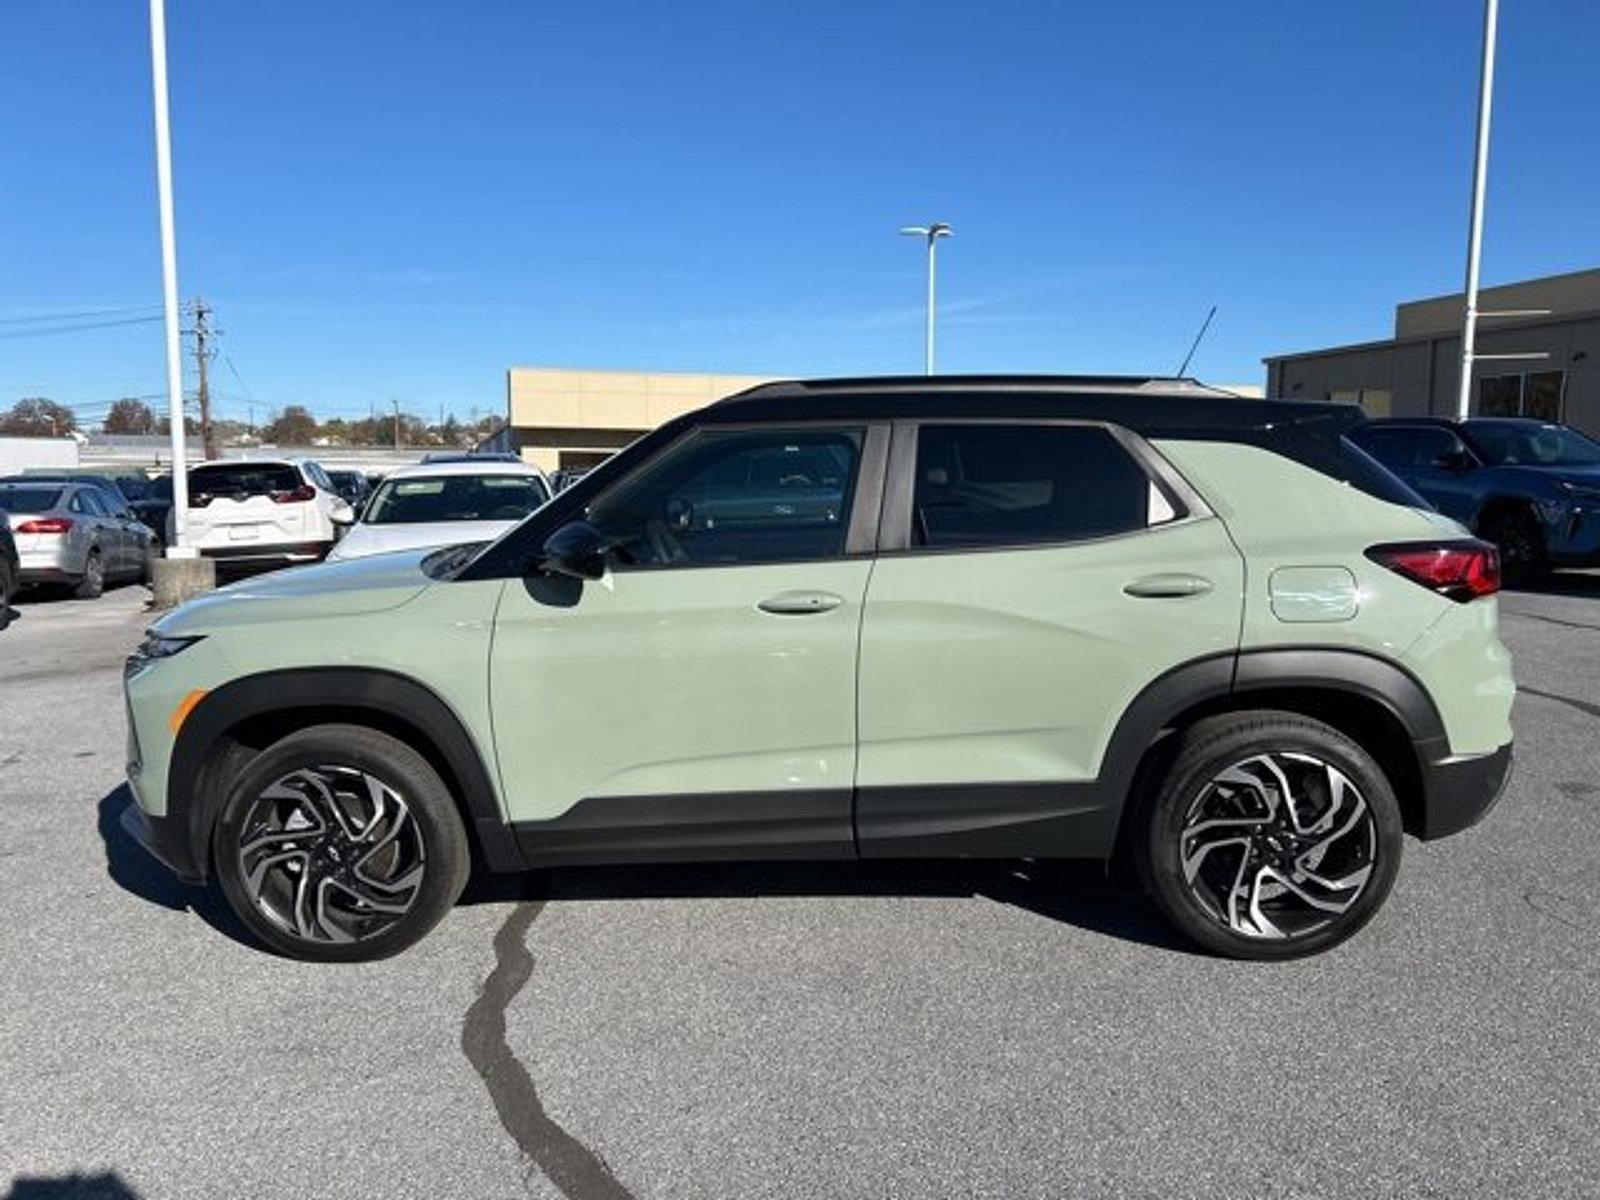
[331,500,357,526]
[537,519,607,581]
[1435,449,1474,472]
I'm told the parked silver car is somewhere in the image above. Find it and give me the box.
[0,481,155,598]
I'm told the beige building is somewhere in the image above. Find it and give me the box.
[504,367,776,472]
[1264,267,1600,436]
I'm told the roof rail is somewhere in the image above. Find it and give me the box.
[720,374,1238,402]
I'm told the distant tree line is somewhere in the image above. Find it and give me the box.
[1,397,505,448]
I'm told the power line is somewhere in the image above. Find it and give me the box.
[0,315,165,341]
[0,304,162,326]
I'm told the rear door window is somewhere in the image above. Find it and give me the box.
[910,424,1158,549]
[1350,426,1417,469]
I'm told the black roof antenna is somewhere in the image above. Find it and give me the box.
[1175,304,1218,377]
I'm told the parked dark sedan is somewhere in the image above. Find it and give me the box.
[0,507,17,629]
[1349,416,1600,580]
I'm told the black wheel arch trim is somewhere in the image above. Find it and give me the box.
[1098,645,1452,857]
[1230,646,1448,747]
[166,666,523,881]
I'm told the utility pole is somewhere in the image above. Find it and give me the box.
[190,297,218,459]
[392,400,401,451]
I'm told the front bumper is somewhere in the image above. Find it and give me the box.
[119,799,205,882]
[1417,742,1513,839]
[1543,501,1600,567]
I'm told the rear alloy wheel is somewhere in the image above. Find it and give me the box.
[213,724,470,961]
[1479,508,1546,585]
[1139,711,1402,959]
[72,550,104,600]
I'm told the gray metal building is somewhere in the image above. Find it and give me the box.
[1264,267,1600,437]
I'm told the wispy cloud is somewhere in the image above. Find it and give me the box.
[678,290,1057,337]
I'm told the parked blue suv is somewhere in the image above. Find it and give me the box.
[1350,417,1600,580]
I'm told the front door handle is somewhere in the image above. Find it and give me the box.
[758,590,844,615]
[1123,573,1213,599]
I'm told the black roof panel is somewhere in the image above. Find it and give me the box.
[705,375,1362,437]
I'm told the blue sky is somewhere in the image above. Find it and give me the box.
[2,1,1597,427]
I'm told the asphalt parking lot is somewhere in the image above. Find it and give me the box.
[2,578,1598,1200]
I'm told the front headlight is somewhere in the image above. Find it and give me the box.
[125,631,203,677]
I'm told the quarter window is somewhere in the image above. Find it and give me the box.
[911,424,1161,549]
[588,426,864,566]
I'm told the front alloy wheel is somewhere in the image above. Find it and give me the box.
[1140,711,1402,959]
[237,765,427,945]
[214,724,470,961]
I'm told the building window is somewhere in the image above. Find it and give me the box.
[1479,370,1565,421]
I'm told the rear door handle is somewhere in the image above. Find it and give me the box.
[1123,573,1212,599]
[758,590,844,615]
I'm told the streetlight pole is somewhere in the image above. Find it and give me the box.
[1456,0,1499,421]
[900,223,953,374]
[148,0,192,552]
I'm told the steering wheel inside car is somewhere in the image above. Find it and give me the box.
[643,519,687,564]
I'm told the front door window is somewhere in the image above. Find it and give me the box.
[587,426,865,566]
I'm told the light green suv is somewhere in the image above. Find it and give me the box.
[122,376,1515,961]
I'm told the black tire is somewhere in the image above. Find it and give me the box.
[138,546,153,586]
[212,724,471,962]
[0,556,14,630]
[1136,710,1402,960]
[1479,507,1547,585]
[72,550,104,600]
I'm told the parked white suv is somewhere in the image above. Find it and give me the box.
[325,459,550,561]
[174,458,352,570]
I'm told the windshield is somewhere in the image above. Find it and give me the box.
[1463,422,1600,467]
[0,485,64,513]
[364,474,546,525]
[190,462,301,498]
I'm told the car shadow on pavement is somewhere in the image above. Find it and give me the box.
[4,1172,141,1199]
[460,857,1193,953]
[98,783,1189,955]
[1506,570,1600,599]
[96,785,256,949]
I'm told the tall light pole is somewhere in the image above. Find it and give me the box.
[1454,0,1549,418]
[900,222,952,374]
[1456,0,1500,421]
[148,0,192,552]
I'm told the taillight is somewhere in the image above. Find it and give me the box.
[14,517,73,535]
[270,484,316,504]
[1366,540,1500,602]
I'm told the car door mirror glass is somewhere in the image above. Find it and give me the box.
[537,520,608,581]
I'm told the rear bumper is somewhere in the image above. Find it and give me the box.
[18,546,82,581]
[1417,742,1513,839]
[197,541,328,565]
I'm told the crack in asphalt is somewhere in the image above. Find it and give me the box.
[1501,607,1600,633]
[462,900,639,1200]
[1518,685,1600,722]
